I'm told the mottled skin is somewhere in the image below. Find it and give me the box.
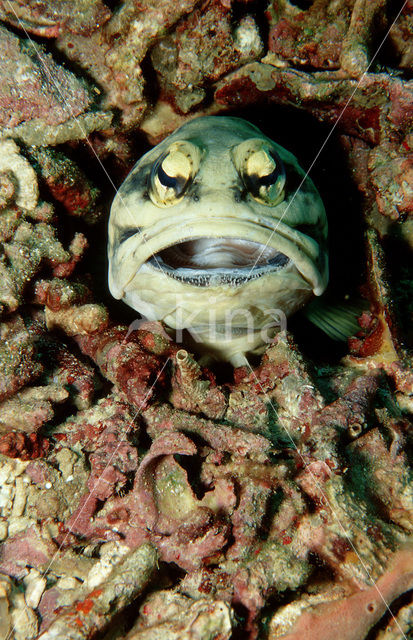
[108,116,328,364]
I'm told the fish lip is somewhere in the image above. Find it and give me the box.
[118,215,327,296]
[145,237,291,287]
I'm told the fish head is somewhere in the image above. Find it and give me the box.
[108,116,328,361]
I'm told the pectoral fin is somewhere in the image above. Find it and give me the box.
[303,296,367,341]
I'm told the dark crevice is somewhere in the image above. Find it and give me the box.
[102,0,122,10]
[141,49,161,107]
[0,23,105,110]
[365,589,413,640]
[114,469,136,498]
[0,19,49,44]
[231,0,271,52]
[386,0,410,23]
[94,563,185,640]
[257,487,284,540]
[288,0,313,9]
[174,447,208,502]
[375,0,413,77]
[230,602,253,640]
[258,585,313,639]
[383,226,413,350]
[136,426,154,459]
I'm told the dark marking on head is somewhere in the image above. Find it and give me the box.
[120,169,148,197]
[186,181,201,202]
[228,184,244,203]
[119,227,141,243]
[284,163,311,196]
[239,186,249,202]
[294,222,325,247]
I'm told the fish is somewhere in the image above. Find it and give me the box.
[108,116,329,366]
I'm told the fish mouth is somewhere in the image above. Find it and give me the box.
[115,215,327,296]
[147,237,290,286]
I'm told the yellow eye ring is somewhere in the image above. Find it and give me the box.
[231,138,286,206]
[149,141,202,207]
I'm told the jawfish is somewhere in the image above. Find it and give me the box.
[108,116,328,365]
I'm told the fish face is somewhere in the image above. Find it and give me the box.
[108,116,328,363]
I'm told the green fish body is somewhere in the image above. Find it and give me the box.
[108,116,328,365]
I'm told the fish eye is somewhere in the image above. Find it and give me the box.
[157,165,180,190]
[232,139,286,206]
[149,141,201,207]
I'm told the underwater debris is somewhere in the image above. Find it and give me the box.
[127,590,233,639]
[268,0,356,69]
[369,137,413,222]
[0,315,42,402]
[0,25,110,146]
[0,142,91,315]
[387,0,413,71]
[267,547,413,639]
[0,384,68,434]
[56,0,201,126]
[0,0,111,39]
[27,147,105,225]
[45,303,109,336]
[75,325,171,408]
[215,63,413,145]
[339,0,387,77]
[0,24,90,129]
[169,349,228,419]
[0,139,38,211]
[38,544,158,640]
[151,0,262,113]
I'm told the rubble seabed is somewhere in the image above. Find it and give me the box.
[0,1,412,639]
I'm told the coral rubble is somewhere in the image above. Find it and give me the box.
[0,1,412,639]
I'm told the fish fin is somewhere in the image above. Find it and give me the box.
[303,297,367,341]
